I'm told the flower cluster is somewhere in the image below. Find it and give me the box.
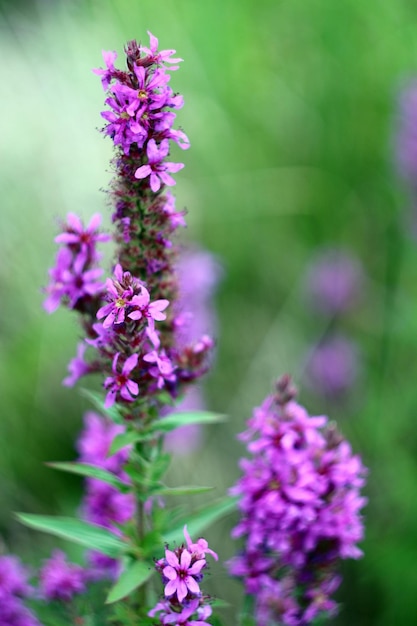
[228,375,367,626]
[303,247,364,400]
[44,33,213,417]
[44,213,109,314]
[150,527,217,625]
[0,555,41,626]
[39,551,86,602]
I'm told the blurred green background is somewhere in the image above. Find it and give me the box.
[2,0,417,624]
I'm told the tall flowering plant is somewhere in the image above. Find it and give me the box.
[8,32,367,626]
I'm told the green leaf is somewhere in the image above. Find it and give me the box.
[16,514,127,558]
[109,431,144,455]
[47,462,129,492]
[162,496,238,545]
[149,411,226,434]
[106,560,155,604]
[81,389,123,423]
[155,485,214,496]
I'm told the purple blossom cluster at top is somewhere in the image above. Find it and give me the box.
[228,375,367,626]
[44,33,214,419]
[150,526,217,625]
[0,555,42,625]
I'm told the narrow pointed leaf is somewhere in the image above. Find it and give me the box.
[106,560,155,604]
[109,431,144,455]
[16,514,127,558]
[47,462,129,492]
[150,411,226,434]
[162,496,238,545]
[155,485,214,496]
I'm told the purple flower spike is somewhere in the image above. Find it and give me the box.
[134,139,184,192]
[104,353,139,407]
[229,375,367,625]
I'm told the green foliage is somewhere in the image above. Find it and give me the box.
[106,560,155,604]
[47,462,130,492]
[153,484,214,496]
[16,514,128,557]
[162,496,238,545]
[148,411,226,433]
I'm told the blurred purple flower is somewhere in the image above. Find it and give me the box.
[303,334,359,399]
[164,386,205,455]
[305,248,363,316]
[396,80,417,187]
[174,249,222,346]
[39,551,86,602]
[104,352,139,408]
[0,556,40,626]
[77,413,135,579]
[228,375,367,625]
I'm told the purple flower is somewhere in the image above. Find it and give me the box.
[93,50,118,90]
[163,549,205,602]
[0,556,40,626]
[303,335,359,398]
[0,598,42,626]
[40,551,86,602]
[183,525,218,561]
[96,263,139,328]
[63,342,91,387]
[152,528,216,623]
[128,286,169,330]
[77,413,135,579]
[55,213,110,254]
[164,386,205,455]
[112,66,170,118]
[229,375,367,625]
[174,249,221,346]
[104,352,139,407]
[0,556,31,600]
[143,349,176,388]
[43,247,72,313]
[396,80,417,187]
[77,411,129,472]
[305,248,363,315]
[134,139,184,192]
[149,598,212,625]
[141,31,183,69]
